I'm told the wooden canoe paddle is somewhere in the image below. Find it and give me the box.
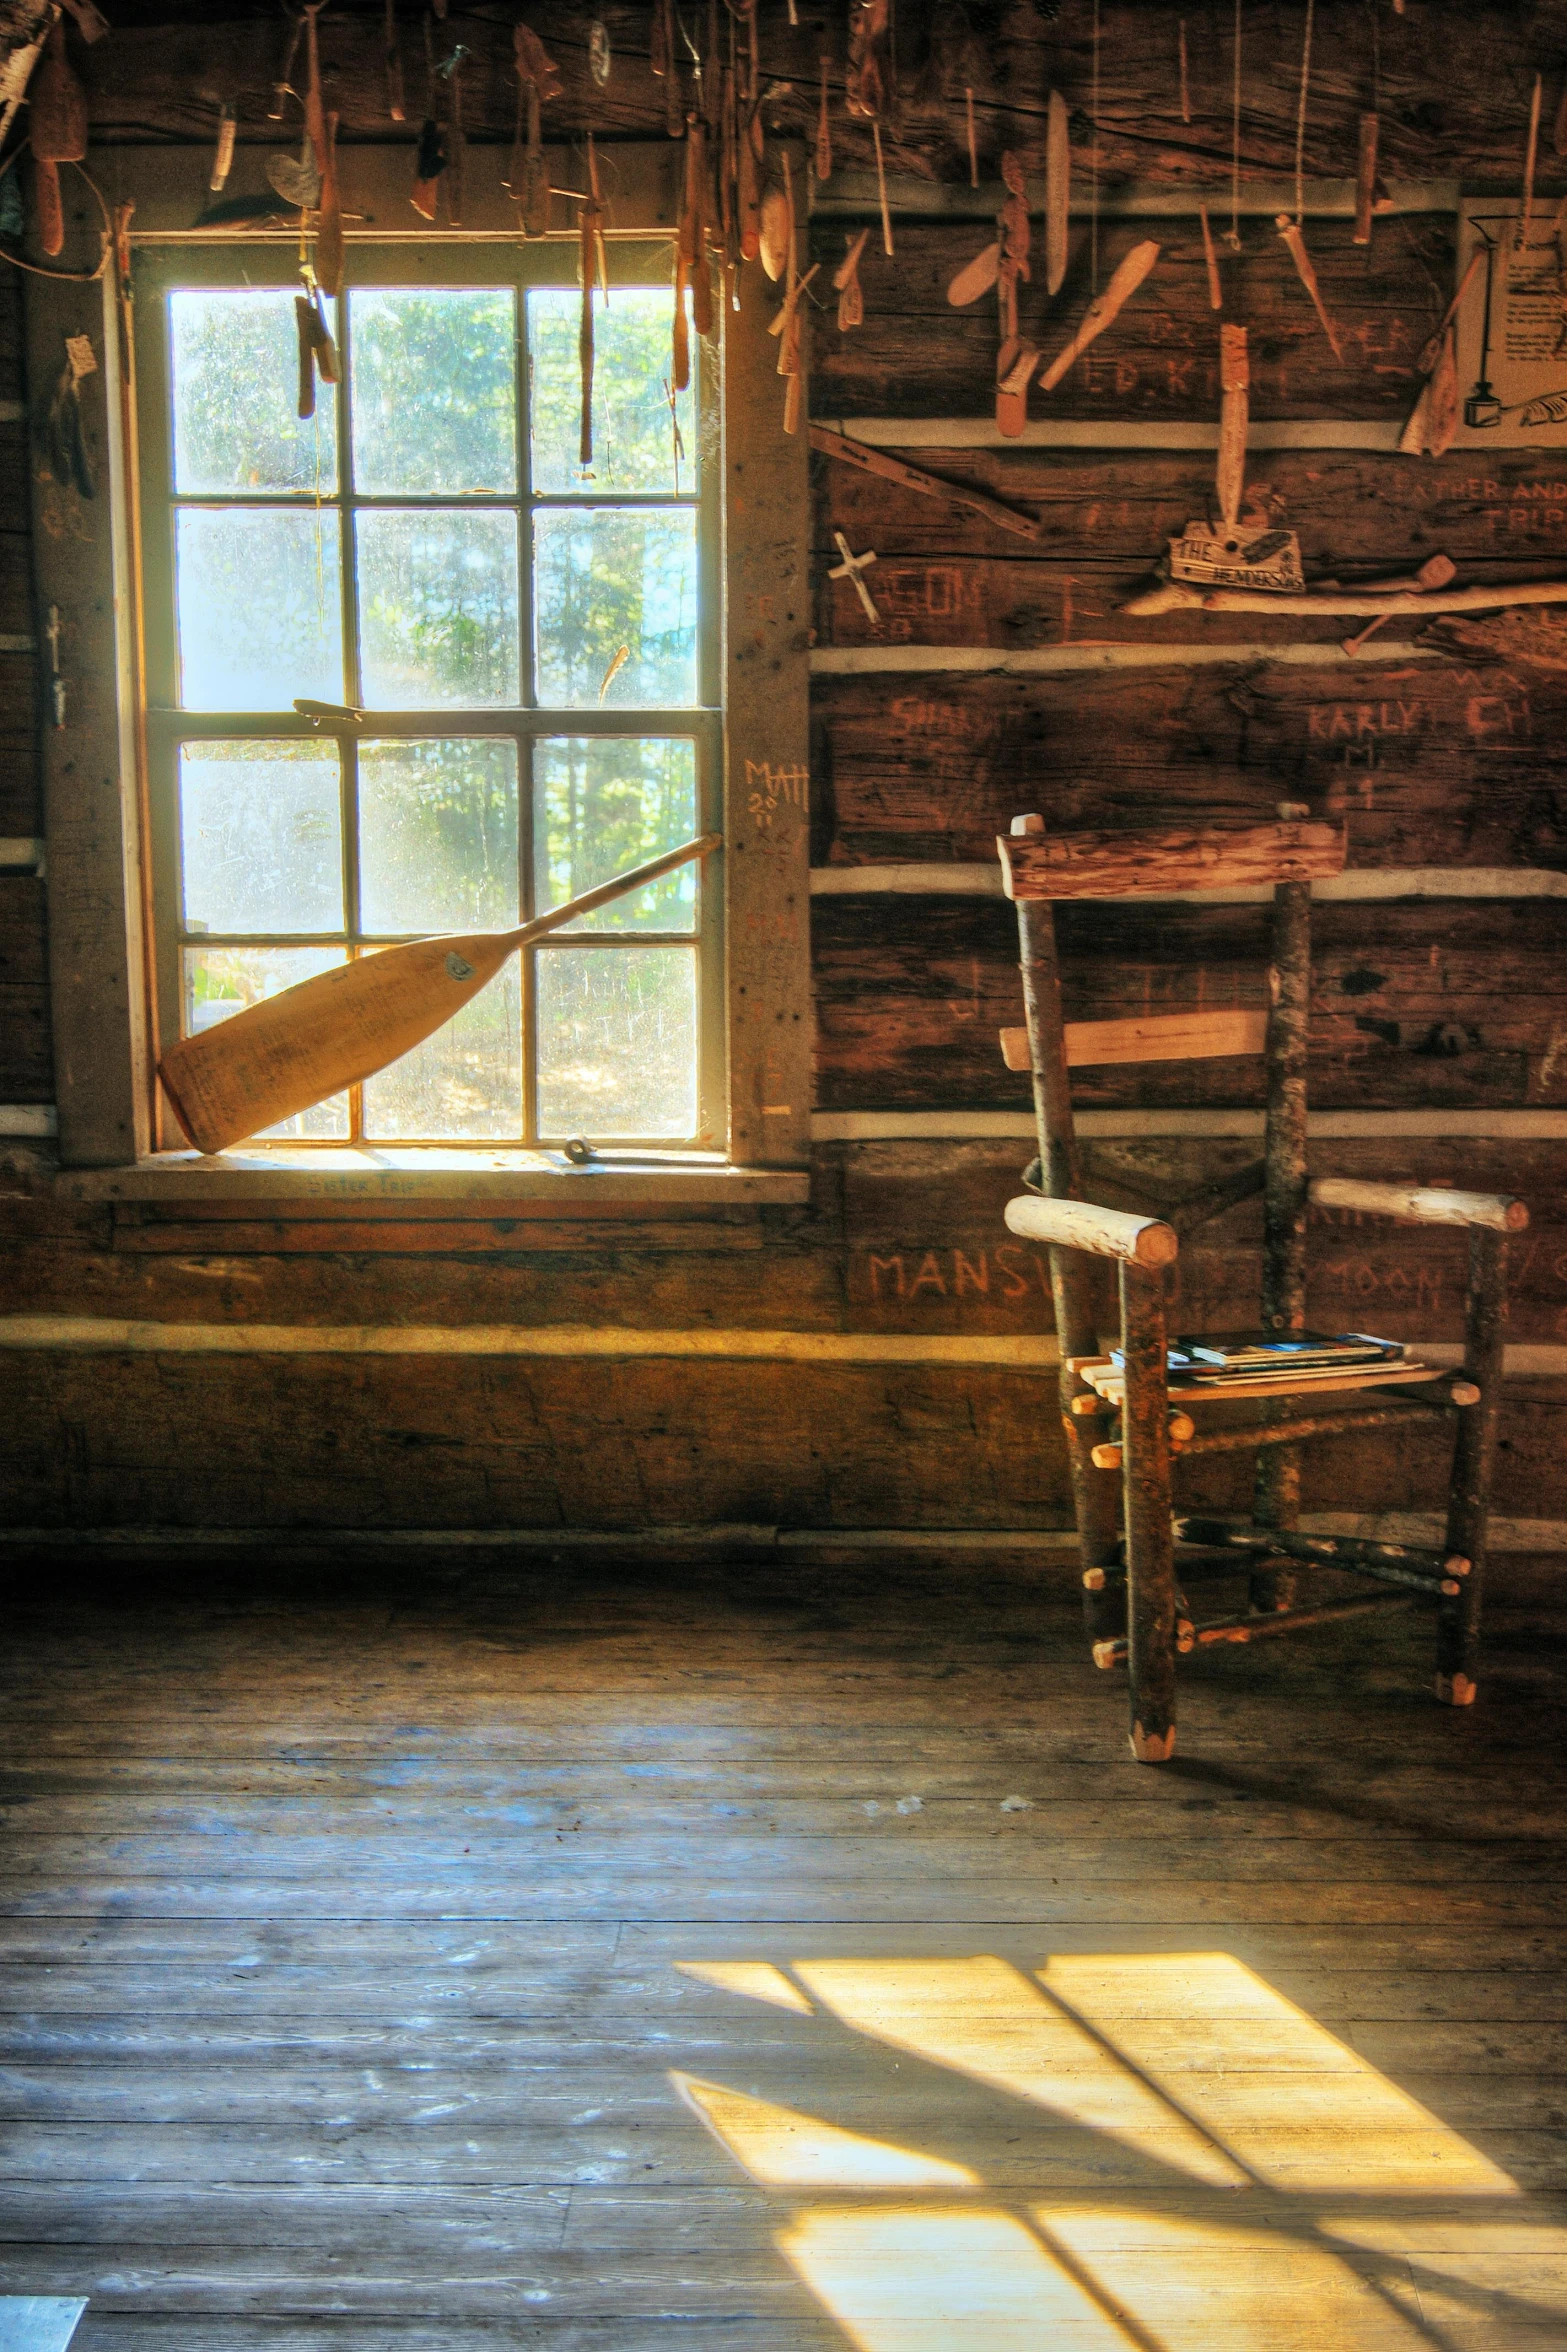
[31,17,87,260]
[159,833,722,1156]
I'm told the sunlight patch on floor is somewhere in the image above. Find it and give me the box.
[675,1949,1550,2350]
[794,1955,1245,2187]
[675,1959,815,2012]
[1038,1954,1517,2194]
[674,2073,979,2189]
[777,2207,1135,2352]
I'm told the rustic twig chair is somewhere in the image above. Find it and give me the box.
[996,808,1527,1764]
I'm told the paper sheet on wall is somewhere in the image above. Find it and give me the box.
[1450,198,1567,443]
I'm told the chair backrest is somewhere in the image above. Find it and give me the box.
[996,812,1348,1344]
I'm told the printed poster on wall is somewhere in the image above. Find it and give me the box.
[1451,196,1567,444]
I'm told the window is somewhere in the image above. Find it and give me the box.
[135,242,723,1149]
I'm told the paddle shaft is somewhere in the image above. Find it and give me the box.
[491,830,721,951]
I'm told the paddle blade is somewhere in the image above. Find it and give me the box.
[159,931,514,1155]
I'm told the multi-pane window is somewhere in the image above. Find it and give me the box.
[138,246,720,1147]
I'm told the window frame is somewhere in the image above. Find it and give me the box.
[30,143,811,1197]
[135,239,725,1153]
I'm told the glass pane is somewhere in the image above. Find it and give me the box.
[181,945,349,1138]
[349,288,518,496]
[179,740,342,936]
[528,287,694,493]
[358,738,520,934]
[535,945,697,1138]
[534,738,697,931]
[362,956,522,1140]
[356,510,520,708]
[170,289,336,495]
[534,509,697,709]
[176,509,344,711]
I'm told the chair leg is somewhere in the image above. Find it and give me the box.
[1255,876,1311,1613]
[1437,1226,1508,1707]
[1120,1259,1176,1763]
[1013,891,1121,1634]
[1049,1247,1121,1643]
[1251,1432,1301,1613]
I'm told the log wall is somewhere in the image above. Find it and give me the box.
[2,0,1566,1536]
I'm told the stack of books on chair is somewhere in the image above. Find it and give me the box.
[1090,1330,1439,1403]
[1151,1332,1408,1387]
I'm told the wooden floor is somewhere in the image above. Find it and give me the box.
[2,1541,1566,2351]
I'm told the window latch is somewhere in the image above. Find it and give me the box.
[294,697,364,730]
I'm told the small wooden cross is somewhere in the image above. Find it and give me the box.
[829,529,880,623]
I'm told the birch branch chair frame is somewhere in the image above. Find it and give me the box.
[997,811,1527,1764]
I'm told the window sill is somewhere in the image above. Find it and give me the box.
[56,1148,810,1210]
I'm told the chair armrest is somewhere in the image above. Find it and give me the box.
[1309,1179,1528,1233]
[1005,1194,1178,1267]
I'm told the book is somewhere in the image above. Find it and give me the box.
[1111,1330,1407,1378]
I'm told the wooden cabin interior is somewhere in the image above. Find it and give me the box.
[2,1,1567,2345]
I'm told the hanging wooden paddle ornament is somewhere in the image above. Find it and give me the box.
[268,8,303,121]
[845,0,893,256]
[816,54,832,180]
[30,16,87,261]
[1037,239,1161,393]
[411,13,449,219]
[300,1,332,186]
[1275,216,1343,358]
[1353,112,1379,247]
[1165,321,1303,595]
[673,113,714,392]
[293,277,339,419]
[736,68,761,255]
[946,153,1031,434]
[835,227,869,330]
[769,155,816,434]
[209,101,237,194]
[760,175,791,280]
[1276,0,1343,359]
[1199,205,1222,308]
[313,108,344,296]
[1215,321,1248,530]
[651,0,682,137]
[384,0,406,122]
[993,154,1034,437]
[505,25,560,237]
[1045,90,1069,297]
[1397,248,1481,458]
[579,135,608,466]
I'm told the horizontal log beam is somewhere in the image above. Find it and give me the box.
[1310,1177,1529,1231]
[1004,1194,1178,1267]
[998,822,1347,902]
[1123,579,1567,619]
[1001,1009,1269,1071]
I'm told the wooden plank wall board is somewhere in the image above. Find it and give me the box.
[812,896,1567,1109]
[3,1136,1566,1350]
[70,0,1567,192]
[0,1352,1076,1531]
[812,664,1567,869]
[811,218,1455,424]
[812,450,1567,650]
